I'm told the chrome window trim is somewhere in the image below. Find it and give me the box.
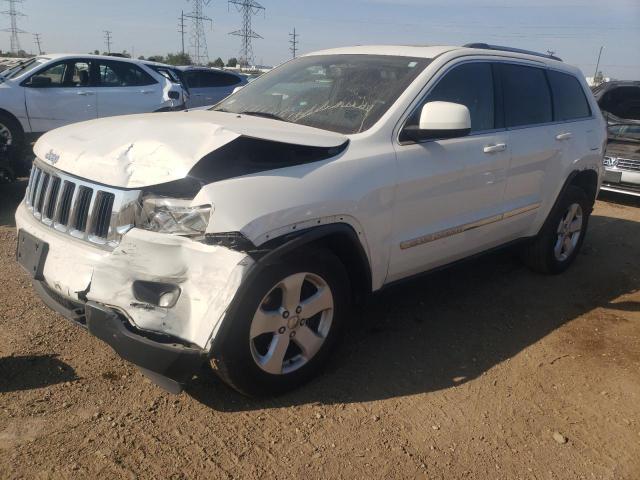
[394,57,596,147]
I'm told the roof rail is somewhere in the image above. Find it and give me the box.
[463,43,563,62]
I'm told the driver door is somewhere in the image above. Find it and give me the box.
[24,59,97,133]
[388,61,511,282]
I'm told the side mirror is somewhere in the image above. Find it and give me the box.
[27,75,52,88]
[402,101,471,142]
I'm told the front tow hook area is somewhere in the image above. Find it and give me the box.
[85,302,207,394]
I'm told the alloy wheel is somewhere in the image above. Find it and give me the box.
[554,203,583,262]
[0,122,12,147]
[249,272,334,375]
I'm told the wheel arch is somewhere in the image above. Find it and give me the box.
[0,107,26,138]
[257,223,373,304]
[568,168,599,207]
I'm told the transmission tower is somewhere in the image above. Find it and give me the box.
[178,10,186,56]
[33,32,42,54]
[185,0,212,65]
[228,0,265,67]
[2,0,26,55]
[289,27,299,59]
[104,30,112,53]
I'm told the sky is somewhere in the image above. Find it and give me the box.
[3,0,639,79]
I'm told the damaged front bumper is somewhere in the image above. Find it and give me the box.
[16,202,254,392]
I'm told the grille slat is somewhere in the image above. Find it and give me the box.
[91,192,115,239]
[24,160,138,249]
[56,181,76,226]
[73,186,93,233]
[616,158,640,172]
[35,173,50,214]
[45,177,62,220]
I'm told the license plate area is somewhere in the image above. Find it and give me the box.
[16,230,49,280]
[604,170,622,184]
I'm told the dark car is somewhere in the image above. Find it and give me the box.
[593,81,640,196]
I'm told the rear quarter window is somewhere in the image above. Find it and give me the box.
[547,70,591,121]
[500,63,552,128]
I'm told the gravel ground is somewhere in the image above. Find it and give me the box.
[1,181,639,479]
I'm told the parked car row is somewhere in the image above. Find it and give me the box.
[0,54,247,176]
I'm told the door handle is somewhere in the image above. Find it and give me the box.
[139,90,154,94]
[76,91,94,96]
[556,132,573,141]
[483,143,507,154]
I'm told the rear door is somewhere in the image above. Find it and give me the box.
[24,59,97,132]
[498,62,560,233]
[94,59,163,117]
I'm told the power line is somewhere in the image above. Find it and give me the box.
[228,0,265,68]
[33,32,42,54]
[289,27,298,59]
[104,30,112,54]
[1,0,26,55]
[185,0,213,65]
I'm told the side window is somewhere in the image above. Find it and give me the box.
[410,62,495,132]
[500,64,552,127]
[30,62,67,87]
[547,71,591,121]
[65,61,91,87]
[200,71,242,87]
[600,87,640,121]
[183,71,201,89]
[97,61,157,87]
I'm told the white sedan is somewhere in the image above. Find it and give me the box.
[0,54,185,157]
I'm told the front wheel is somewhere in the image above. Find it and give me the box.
[522,185,591,274]
[211,248,350,397]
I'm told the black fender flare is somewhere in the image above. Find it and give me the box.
[209,223,372,354]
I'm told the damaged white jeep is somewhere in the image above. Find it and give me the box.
[16,44,605,396]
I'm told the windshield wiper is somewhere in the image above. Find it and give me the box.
[239,111,288,122]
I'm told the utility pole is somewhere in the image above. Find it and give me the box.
[178,10,186,56]
[289,27,298,59]
[185,0,213,65]
[593,46,604,85]
[33,32,42,54]
[1,0,26,55]
[104,30,112,54]
[228,0,265,68]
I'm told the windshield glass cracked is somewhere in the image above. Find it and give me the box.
[213,54,430,134]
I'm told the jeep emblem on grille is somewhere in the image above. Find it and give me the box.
[44,149,60,164]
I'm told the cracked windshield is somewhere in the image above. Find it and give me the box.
[213,55,430,134]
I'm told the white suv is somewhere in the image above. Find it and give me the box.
[15,44,606,396]
[0,54,184,158]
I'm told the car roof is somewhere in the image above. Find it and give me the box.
[304,44,578,75]
[175,65,241,75]
[34,53,173,68]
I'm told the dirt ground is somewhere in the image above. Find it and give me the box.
[0,180,638,480]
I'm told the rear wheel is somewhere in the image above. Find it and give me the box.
[522,185,591,274]
[212,248,350,397]
[0,112,25,165]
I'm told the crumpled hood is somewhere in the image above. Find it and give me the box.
[34,110,348,189]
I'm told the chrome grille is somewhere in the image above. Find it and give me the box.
[25,161,140,249]
[616,157,640,172]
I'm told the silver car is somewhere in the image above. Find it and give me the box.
[177,66,247,108]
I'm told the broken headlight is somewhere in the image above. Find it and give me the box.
[137,197,212,237]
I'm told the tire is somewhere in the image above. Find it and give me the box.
[211,248,350,397]
[0,112,25,163]
[522,185,591,274]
